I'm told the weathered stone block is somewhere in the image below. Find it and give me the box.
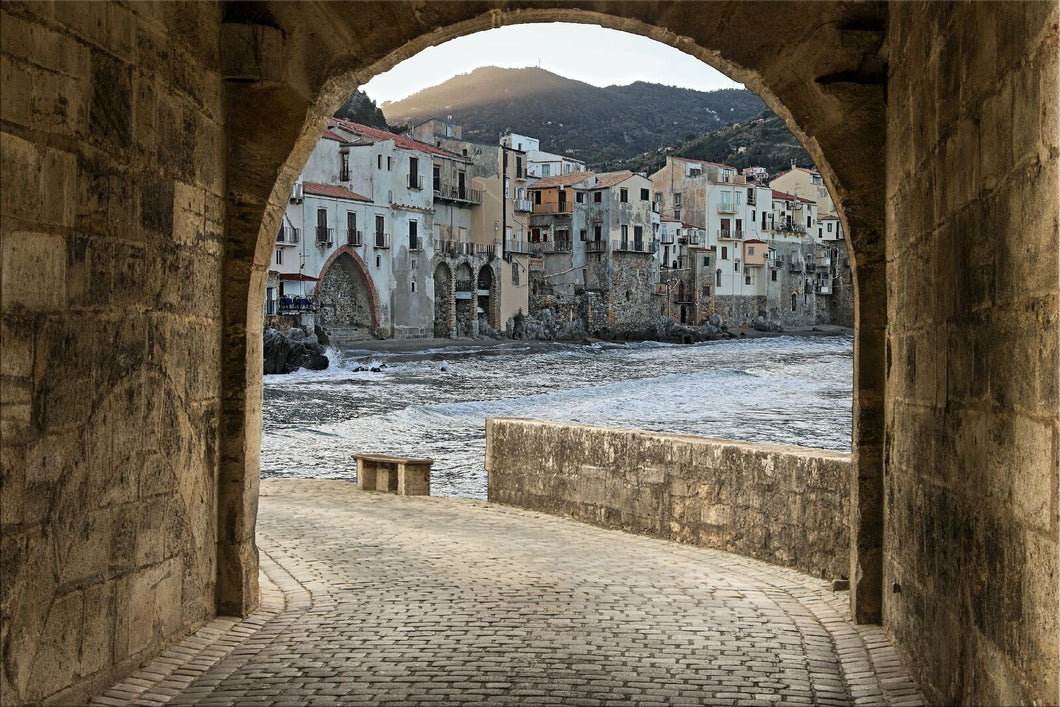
[26,590,82,702]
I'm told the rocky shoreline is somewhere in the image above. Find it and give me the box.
[263,326,329,374]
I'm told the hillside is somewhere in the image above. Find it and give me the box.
[382,66,765,166]
[615,110,813,176]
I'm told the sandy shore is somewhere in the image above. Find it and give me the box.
[334,325,853,354]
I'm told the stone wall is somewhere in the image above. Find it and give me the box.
[608,252,659,327]
[885,3,1059,704]
[0,3,226,703]
[485,419,850,581]
[316,254,375,331]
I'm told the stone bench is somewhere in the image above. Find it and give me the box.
[353,454,433,496]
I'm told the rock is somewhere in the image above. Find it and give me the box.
[314,325,330,346]
[262,327,330,374]
[709,313,723,327]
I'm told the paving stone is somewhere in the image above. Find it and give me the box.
[90,481,924,706]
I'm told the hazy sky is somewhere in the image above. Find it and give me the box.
[361,23,743,105]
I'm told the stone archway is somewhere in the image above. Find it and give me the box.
[433,262,455,338]
[454,262,475,337]
[314,247,381,334]
[476,264,497,330]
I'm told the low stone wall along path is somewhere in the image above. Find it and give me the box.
[93,481,922,706]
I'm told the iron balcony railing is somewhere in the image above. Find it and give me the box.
[434,239,474,256]
[718,229,744,240]
[455,279,474,292]
[315,227,334,245]
[340,168,350,182]
[533,202,573,215]
[504,238,528,254]
[717,202,738,214]
[409,236,423,252]
[585,240,609,253]
[659,233,675,245]
[514,198,533,212]
[346,229,363,247]
[678,232,701,245]
[408,174,423,190]
[529,240,571,254]
[277,226,300,244]
[475,243,495,258]
[434,183,482,204]
[373,232,391,249]
[613,239,652,253]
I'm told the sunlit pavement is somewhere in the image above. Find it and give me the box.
[93,480,922,706]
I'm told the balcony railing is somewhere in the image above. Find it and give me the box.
[717,202,738,214]
[276,226,300,244]
[505,238,528,254]
[475,243,495,258]
[315,227,333,245]
[614,239,652,254]
[455,279,474,292]
[678,233,701,245]
[529,240,571,254]
[774,223,808,234]
[408,174,423,190]
[339,168,350,182]
[585,240,609,253]
[435,183,482,204]
[409,237,423,252]
[435,239,474,256]
[533,202,573,215]
[346,229,363,247]
[718,229,744,240]
[659,233,675,245]
[514,198,533,212]
[373,232,391,249]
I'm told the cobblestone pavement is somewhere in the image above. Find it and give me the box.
[94,480,923,706]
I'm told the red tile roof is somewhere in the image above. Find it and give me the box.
[302,182,372,201]
[660,216,681,223]
[819,214,840,220]
[529,171,596,189]
[745,239,767,244]
[322,129,347,142]
[329,118,464,159]
[771,189,815,204]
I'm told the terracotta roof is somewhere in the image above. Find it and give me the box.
[771,189,815,204]
[322,129,347,142]
[302,182,372,201]
[819,214,840,220]
[672,155,735,171]
[745,239,767,244]
[660,216,681,223]
[590,171,635,190]
[529,170,595,189]
[329,119,465,159]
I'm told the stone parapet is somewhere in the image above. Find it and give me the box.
[485,418,850,582]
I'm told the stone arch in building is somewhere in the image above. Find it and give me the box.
[433,262,455,338]
[453,262,476,337]
[313,247,380,333]
[476,264,497,330]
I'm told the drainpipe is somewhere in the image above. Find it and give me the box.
[501,141,508,261]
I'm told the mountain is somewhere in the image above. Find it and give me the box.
[616,109,814,176]
[382,66,765,166]
[333,90,394,131]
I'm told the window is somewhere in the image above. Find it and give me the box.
[340,152,350,181]
[386,156,391,170]
[674,210,681,220]
[580,229,588,241]
[375,255,380,268]
[375,214,385,236]
[275,249,282,265]
[762,212,768,229]
[516,155,523,178]
[771,270,778,282]
[347,212,359,246]
[411,258,417,269]
[716,271,722,286]
[827,222,833,232]
[377,155,382,169]
[620,188,628,203]
[702,255,710,267]
[594,224,602,240]
[542,164,551,177]
[791,293,797,312]
[433,165,440,192]
[748,246,755,256]
[576,192,584,203]
[621,225,628,248]
[745,274,752,285]
[408,157,419,189]
[534,191,542,204]
[409,220,418,249]
[736,190,742,206]
[674,193,682,207]
[593,191,602,203]
[411,279,417,293]
[640,188,650,201]
[633,225,643,248]
[512,263,520,286]
[721,246,728,260]
[505,178,510,199]
[734,260,740,272]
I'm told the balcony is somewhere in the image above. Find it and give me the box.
[434,183,482,204]
[614,239,653,254]
[372,232,391,249]
[408,174,423,190]
[585,240,609,253]
[276,226,300,245]
[816,255,832,268]
[659,233,675,245]
[315,227,333,245]
[409,237,423,252]
[346,229,363,247]
[514,198,533,212]
[339,168,350,182]
[716,202,738,214]
[533,202,573,215]
[718,229,744,240]
[435,239,474,256]
[530,239,571,254]
[678,232,701,246]
[475,243,496,258]
[455,279,474,292]
[505,238,528,254]
[775,223,808,234]
[816,283,833,295]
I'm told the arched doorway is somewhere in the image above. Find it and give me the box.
[454,262,475,337]
[314,249,380,339]
[433,263,455,338]
[476,264,496,331]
